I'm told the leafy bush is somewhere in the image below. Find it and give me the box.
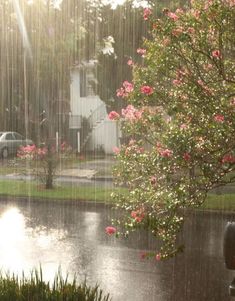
[0,269,110,301]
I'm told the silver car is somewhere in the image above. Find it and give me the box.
[0,132,33,158]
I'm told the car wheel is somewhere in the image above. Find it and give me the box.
[2,148,9,159]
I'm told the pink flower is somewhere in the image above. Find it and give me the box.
[108,111,120,120]
[180,123,188,130]
[137,48,146,56]
[140,85,154,95]
[150,176,157,185]
[166,11,179,21]
[222,154,235,164]
[131,209,145,223]
[187,27,195,34]
[105,226,117,235]
[162,38,171,46]
[183,152,191,161]
[116,87,127,98]
[122,105,143,122]
[172,27,183,37]
[203,63,213,71]
[212,50,221,59]
[112,147,120,155]
[214,114,224,123]
[116,81,134,98]
[127,59,134,66]
[159,148,173,158]
[173,79,182,86]
[143,8,152,20]
[155,253,161,261]
[123,81,134,93]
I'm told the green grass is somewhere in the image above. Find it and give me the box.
[0,179,234,210]
[203,193,235,211]
[0,268,110,301]
[0,180,125,203]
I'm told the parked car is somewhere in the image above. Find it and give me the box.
[0,132,33,159]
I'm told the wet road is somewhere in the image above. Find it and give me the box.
[0,198,233,301]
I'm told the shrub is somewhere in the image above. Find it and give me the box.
[0,269,110,301]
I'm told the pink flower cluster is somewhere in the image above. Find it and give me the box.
[116,80,134,98]
[183,152,191,161]
[166,11,179,21]
[212,50,222,59]
[105,226,116,235]
[108,111,120,120]
[122,105,143,122]
[222,154,235,164]
[140,85,154,96]
[156,143,173,158]
[137,48,146,57]
[214,114,224,123]
[143,8,152,20]
[131,208,145,223]
[17,144,44,159]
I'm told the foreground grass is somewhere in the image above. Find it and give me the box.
[0,180,125,202]
[0,269,110,301]
[0,179,234,210]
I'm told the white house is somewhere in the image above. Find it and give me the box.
[69,61,120,154]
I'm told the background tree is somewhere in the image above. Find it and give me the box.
[109,0,235,260]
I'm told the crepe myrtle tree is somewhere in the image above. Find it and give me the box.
[106,0,235,260]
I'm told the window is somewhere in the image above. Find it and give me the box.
[14,133,24,140]
[5,133,15,140]
[80,68,95,97]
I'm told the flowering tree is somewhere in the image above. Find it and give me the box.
[107,0,235,260]
[18,142,72,189]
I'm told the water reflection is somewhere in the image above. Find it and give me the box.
[0,201,232,301]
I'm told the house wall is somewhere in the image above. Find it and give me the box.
[70,67,120,154]
[88,119,120,154]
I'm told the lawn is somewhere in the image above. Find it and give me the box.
[0,179,233,210]
[0,180,125,203]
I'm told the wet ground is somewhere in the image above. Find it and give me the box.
[0,198,234,301]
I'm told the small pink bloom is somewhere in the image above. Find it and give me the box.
[187,27,195,34]
[155,253,161,261]
[212,50,221,59]
[203,63,213,71]
[162,38,171,46]
[222,154,235,164]
[172,27,183,37]
[122,105,143,122]
[183,152,191,161]
[140,85,154,95]
[123,81,134,93]
[166,11,179,21]
[150,176,157,185]
[180,123,188,130]
[173,79,182,86]
[214,114,224,123]
[143,8,152,20]
[137,48,146,56]
[116,87,127,98]
[112,147,120,155]
[105,226,117,235]
[131,209,145,223]
[108,111,120,120]
[127,59,134,66]
[159,148,173,158]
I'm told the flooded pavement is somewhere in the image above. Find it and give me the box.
[0,198,233,301]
